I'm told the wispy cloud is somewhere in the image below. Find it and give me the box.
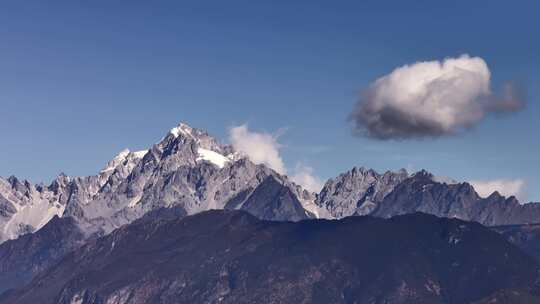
[229,124,286,174]
[229,124,324,193]
[290,163,324,193]
[470,178,527,202]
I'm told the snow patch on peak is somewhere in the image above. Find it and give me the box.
[132,150,148,159]
[116,148,131,159]
[100,149,131,173]
[197,148,230,168]
[169,127,181,137]
[170,123,195,138]
[100,149,147,174]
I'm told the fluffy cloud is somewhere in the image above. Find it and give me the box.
[290,164,324,193]
[229,124,287,174]
[470,179,527,202]
[349,54,525,139]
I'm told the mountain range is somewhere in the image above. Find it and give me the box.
[3,122,539,244]
[1,122,540,303]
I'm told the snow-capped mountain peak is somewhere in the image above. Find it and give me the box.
[2,120,540,247]
[169,122,194,138]
[33,121,314,238]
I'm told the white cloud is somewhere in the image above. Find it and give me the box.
[291,164,324,193]
[229,125,324,193]
[229,124,287,174]
[470,179,527,202]
[349,54,525,139]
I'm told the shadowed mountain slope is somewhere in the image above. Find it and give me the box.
[0,216,84,294]
[3,210,538,304]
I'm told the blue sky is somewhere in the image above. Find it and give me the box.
[0,1,538,200]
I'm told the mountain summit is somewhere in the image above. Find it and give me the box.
[2,121,540,295]
[1,121,539,244]
[0,122,313,243]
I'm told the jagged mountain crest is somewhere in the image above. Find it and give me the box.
[371,171,540,226]
[1,122,245,242]
[0,121,538,245]
[314,166,410,218]
[0,176,65,243]
[1,122,311,241]
[2,121,540,296]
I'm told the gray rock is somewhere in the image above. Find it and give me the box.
[372,170,540,226]
[0,122,315,244]
[315,167,409,218]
